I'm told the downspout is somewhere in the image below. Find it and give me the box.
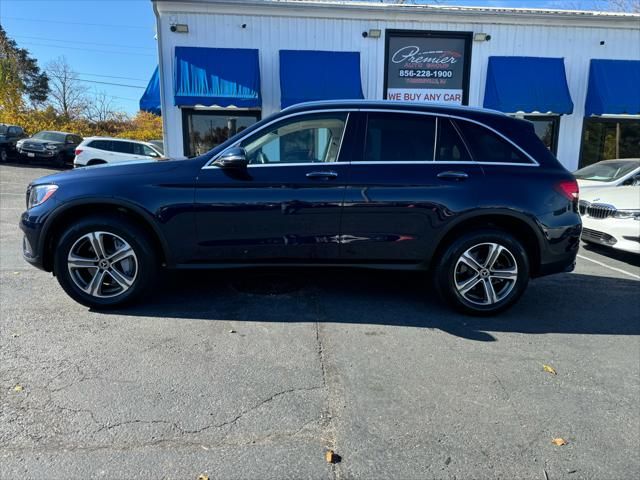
[153,1,171,157]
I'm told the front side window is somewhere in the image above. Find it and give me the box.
[241,113,348,165]
[89,140,111,151]
[455,120,531,164]
[364,113,435,162]
[112,141,134,154]
[33,131,66,143]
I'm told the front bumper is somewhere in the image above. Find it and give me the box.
[20,210,48,271]
[18,148,59,160]
[581,215,640,254]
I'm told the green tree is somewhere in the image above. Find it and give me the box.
[0,25,49,104]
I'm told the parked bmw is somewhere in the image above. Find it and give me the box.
[17,131,83,167]
[574,159,640,190]
[20,101,582,315]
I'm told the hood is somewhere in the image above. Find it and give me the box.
[581,186,640,210]
[577,179,616,189]
[24,138,64,146]
[32,158,189,186]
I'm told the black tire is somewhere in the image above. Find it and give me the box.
[433,229,530,316]
[0,147,8,163]
[55,153,66,167]
[53,214,158,309]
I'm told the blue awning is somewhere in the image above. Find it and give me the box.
[140,66,161,115]
[484,56,574,114]
[174,47,261,108]
[585,59,640,116]
[279,50,363,109]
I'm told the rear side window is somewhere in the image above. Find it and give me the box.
[364,113,435,162]
[455,120,532,164]
[111,141,134,154]
[436,118,472,162]
[89,140,112,151]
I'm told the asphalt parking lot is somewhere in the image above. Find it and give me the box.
[1,163,639,479]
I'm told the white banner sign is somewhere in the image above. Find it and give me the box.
[386,88,464,105]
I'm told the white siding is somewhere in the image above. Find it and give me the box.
[155,1,640,170]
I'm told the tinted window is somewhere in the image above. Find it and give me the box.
[364,113,435,162]
[184,111,259,157]
[241,113,347,164]
[89,140,111,151]
[111,141,134,154]
[8,127,18,135]
[456,120,531,164]
[436,118,471,162]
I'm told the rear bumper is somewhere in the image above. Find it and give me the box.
[534,219,582,278]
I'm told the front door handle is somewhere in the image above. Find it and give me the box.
[437,171,469,181]
[306,171,338,179]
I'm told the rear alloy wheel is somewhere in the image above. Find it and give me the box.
[435,230,529,315]
[54,215,157,309]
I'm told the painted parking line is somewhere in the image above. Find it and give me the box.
[577,254,640,280]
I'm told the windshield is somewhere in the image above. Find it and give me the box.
[32,131,67,143]
[574,160,640,182]
[0,125,7,135]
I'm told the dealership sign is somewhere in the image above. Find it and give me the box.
[385,31,472,105]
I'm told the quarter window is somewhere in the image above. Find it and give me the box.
[364,113,435,162]
[455,120,531,164]
[436,118,472,162]
[241,113,348,164]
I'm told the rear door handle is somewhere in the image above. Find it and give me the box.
[306,171,338,179]
[437,171,469,181]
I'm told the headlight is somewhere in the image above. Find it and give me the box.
[45,144,58,150]
[26,184,58,209]
[16,140,24,148]
[613,209,640,220]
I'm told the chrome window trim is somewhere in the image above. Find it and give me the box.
[202,107,540,170]
[432,117,439,162]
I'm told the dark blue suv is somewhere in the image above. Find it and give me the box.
[20,101,581,315]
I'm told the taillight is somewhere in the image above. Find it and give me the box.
[557,179,579,201]
[74,149,83,156]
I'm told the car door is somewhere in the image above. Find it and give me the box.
[339,111,486,263]
[194,111,355,262]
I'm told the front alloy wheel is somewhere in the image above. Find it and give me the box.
[67,231,138,298]
[54,215,157,309]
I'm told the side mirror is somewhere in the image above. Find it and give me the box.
[215,146,248,169]
[633,175,640,187]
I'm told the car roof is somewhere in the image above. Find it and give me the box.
[83,136,151,144]
[282,99,508,118]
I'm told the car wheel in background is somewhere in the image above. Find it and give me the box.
[55,153,66,167]
[53,215,158,309]
[434,229,530,316]
[0,148,8,163]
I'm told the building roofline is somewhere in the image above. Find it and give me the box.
[151,0,640,20]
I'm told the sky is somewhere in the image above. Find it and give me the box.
[0,0,610,115]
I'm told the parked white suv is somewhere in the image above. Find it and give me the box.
[74,137,163,167]
[580,186,640,254]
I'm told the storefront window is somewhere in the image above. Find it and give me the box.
[523,115,560,155]
[580,118,640,167]
[182,109,260,157]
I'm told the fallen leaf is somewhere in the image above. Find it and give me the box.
[13,384,23,392]
[197,475,209,480]
[552,437,567,446]
[325,449,341,464]
[13,271,19,275]
[543,364,557,375]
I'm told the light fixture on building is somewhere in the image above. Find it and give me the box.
[170,23,189,33]
[473,32,491,42]
[362,29,381,39]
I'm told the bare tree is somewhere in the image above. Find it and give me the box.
[84,90,118,123]
[46,57,88,120]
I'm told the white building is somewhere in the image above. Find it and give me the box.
[146,0,640,170]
